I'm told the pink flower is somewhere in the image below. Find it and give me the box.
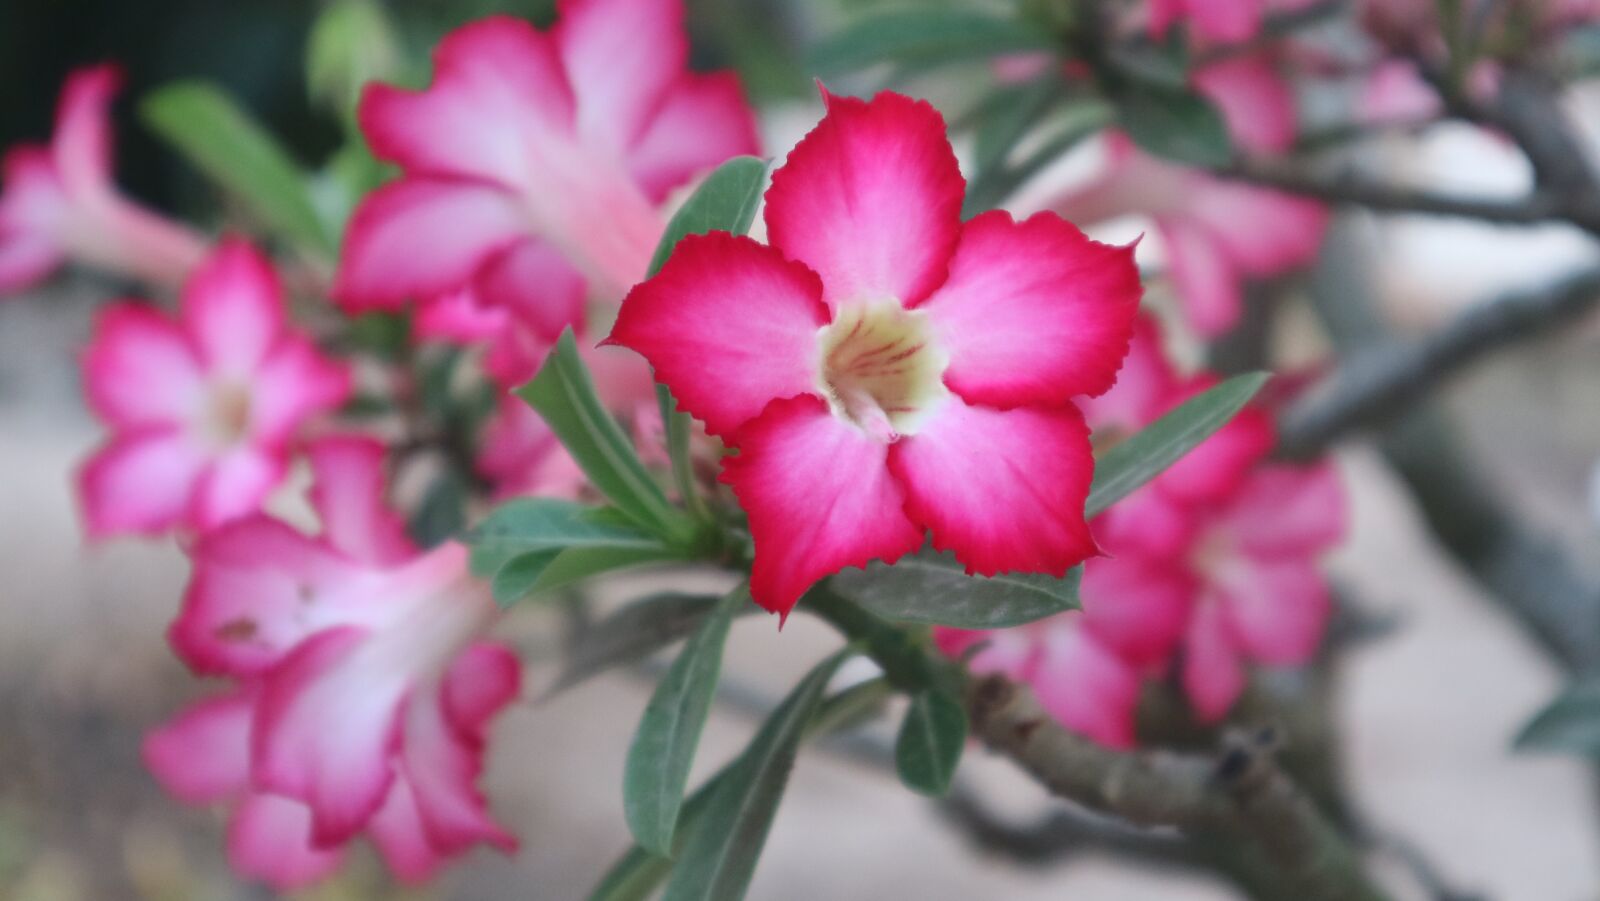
[1050,56,1327,336]
[1146,0,1321,45]
[78,240,349,538]
[158,437,521,886]
[936,614,1141,748]
[334,2,760,329]
[477,395,589,500]
[0,64,206,295]
[606,89,1142,617]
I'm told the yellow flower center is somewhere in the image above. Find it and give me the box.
[815,300,948,442]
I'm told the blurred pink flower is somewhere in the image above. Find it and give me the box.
[78,240,349,538]
[0,64,206,295]
[334,1,760,336]
[476,395,589,500]
[608,88,1141,617]
[1147,0,1322,45]
[157,437,521,887]
[1050,55,1328,337]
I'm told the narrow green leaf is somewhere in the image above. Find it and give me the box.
[528,544,686,595]
[550,593,723,695]
[962,100,1111,216]
[831,551,1080,629]
[661,650,852,901]
[810,11,1056,76]
[647,156,768,277]
[1087,372,1270,516]
[306,0,401,120]
[1517,678,1600,754]
[624,591,741,855]
[1116,82,1234,167]
[490,550,561,607]
[140,82,332,252]
[516,331,693,542]
[895,691,967,797]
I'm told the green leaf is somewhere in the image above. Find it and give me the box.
[647,156,768,277]
[468,498,681,606]
[661,650,851,901]
[895,691,967,797]
[1115,82,1233,167]
[527,544,687,595]
[140,82,332,253]
[831,551,1080,629]
[489,550,560,607]
[624,591,741,855]
[516,331,694,542]
[550,592,724,695]
[811,10,1056,76]
[306,0,401,121]
[962,99,1111,216]
[1517,679,1600,754]
[407,469,467,548]
[1087,372,1270,517]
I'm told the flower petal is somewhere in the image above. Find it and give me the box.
[334,178,529,310]
[401,673,518,856]
[1160,216,1243,338]
[917,211,1141,407]
[933,627,1037,681]
[52,64,120,197]
[1154,390,1275,503]
[416,287,510,343]
[188,446,286,531]
[442,642,523,735]
[556,0,686,152]
[720,395,923,616]
[247,337,352,445]
[253,626,408,846]
[307,436,415,565]
[367,778,448,885]
[180,240,285,374]
[1194,55,1297,156]
[763,89,964,312]
[890,398,1097,577]
[607,232,829,438]
[228,792,346,890]
[359,16,574,188]
[1182,598,1245,723]
[475,239,587,342]
[627,72,760,203]
[82,304,205,427]
[0,227,62,292]
[1092,485,1196,559]
[1215,558,1330,666]
[78,428,208,538]
[1079,316,1179,435]
[1080,555,1194,669]
[142,689,252,804]
[1032,613,1141,749]
[1220,462,1346,556]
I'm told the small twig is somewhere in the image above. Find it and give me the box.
[1279,265,1600,456]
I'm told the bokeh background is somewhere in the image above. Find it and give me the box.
[3,1,1600,898]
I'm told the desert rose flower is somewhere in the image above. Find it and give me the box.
[163,437,522,883]
[1049,55,1328,336]
[334,0,760,324]
[607,89,1141,616]
[78,240,349,538]
[0,64,206,295]
[1147,0,1322,45]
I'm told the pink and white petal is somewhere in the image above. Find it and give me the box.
[475,239,587,342]
[1214,557,1330,666]
[764,90,964,311]
[180,240,285,374]
[416,287,510,343]
[555,0,686,152]
[628,72,761,203]
[606,232,829,438]
[1193,55,1296,156]
[0,146,66,231]
[1091,485,1197,559]
[720,395,923,617]
[171,519,370,677]
[247,337,352,445]
[1078,316,1179,435]
[81,304,205,426]
[367,778,449,885]
[188,446,287,532]
[1031,614,1141,749]
[227,793,346,891]
[442,642,523,736]
[333,178,529,310]
[78,428,208,538]
[1181,598,1245,723]
[1191,0,1263,44]
[1160,217,1243,338]
[0,229,63,293]
[1220,462,1346,557]
[359,16,574,187]
[252,626,407,846]
[1153,398,1275,504]
[51,64,120,197]
[890,398,1098,578]
[918,211,1141,407]
[1186,181,1328,276]
[1080,555,1194,669]
[933,627,1037,682]
[1146,0,1184,37]
[142,690,253,804]
[307,436,415,565]
[401,685,517,855]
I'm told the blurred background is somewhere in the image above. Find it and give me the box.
[3,0,1600,898]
